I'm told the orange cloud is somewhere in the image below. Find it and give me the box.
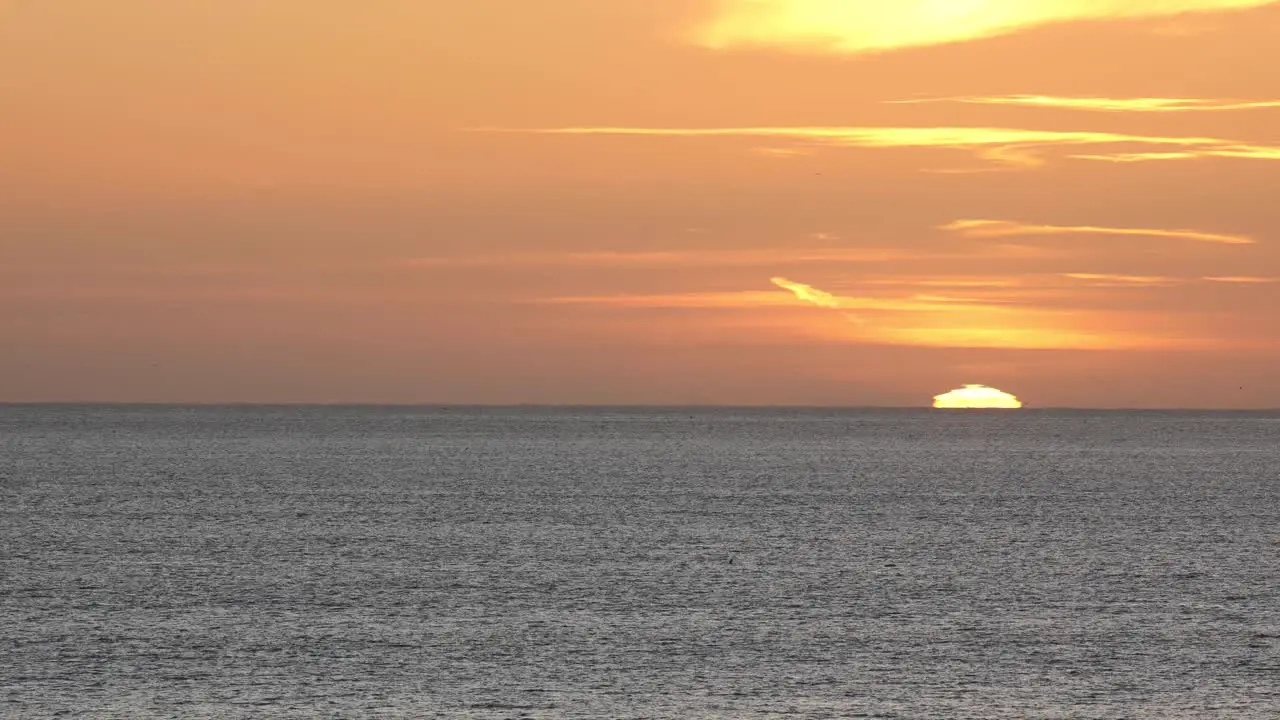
[548,278,1187,350]
[693,0,1279,55]
[487,126,1280,168]
[1069,151,1205,163]
[545,292,797,309]
[752,146,817,158]
[894,95,1280,112]
[546,291,993,314]
[1204,276,1280,283]
[407,248,916,269]
[409,243,1066,270]
[1063,273,1181,286]
[941,219,1255,245]
[863,277,1025,289]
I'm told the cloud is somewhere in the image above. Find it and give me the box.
[1069,151,1205,163]
[770,276,843,308]
[770,276,869,323]
[407,247,920,269]
[545,290,987,313]
[1063,273,1181,286]
[752,146,817,158]
[693,0,1279,55]
[863,277,1025,289]
[1204,276,1280,283]
[893,95,1280,112]
[941,219,1255,245]
[1072,145,1280,162]
[547,278,1186,350]
[546,291,797,309]
[483,126,1280,168]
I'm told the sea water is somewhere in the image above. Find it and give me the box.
[2,406,1278,718]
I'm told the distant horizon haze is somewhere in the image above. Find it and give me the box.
[3,1,1279,406]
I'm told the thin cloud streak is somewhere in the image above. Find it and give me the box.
[1204,276,1280,283]
[1071,151,1205,163]
[771,277,843,308]
[941,219,1255,245]
[407,248,919,269]
[1073,146,1280,162]
[893,95,1280,112]
[1064,273,1181,286]
[544,291,994,313]
[408,244,1063,270]
[693,0,1280,55]
[547,278,1193,350]
[771,276,866,323]
[862,277,1025,289]
[480,126,1280,168]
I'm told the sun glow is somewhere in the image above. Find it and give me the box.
[933,384,1024,409]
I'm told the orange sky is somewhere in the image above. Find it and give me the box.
[3,0,1280,406]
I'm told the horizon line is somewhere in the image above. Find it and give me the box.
[1,402,1277,413]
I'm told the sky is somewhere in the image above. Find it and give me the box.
[3,0,1280,407]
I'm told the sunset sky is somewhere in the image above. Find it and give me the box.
[4,0,1280,406]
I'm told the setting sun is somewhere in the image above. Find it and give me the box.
[933,384,1024,409]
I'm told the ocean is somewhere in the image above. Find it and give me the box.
[2,405,1278,718]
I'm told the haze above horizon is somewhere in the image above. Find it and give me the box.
[3,1,1279,407]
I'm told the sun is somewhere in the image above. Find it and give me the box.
[933,384,1023,409]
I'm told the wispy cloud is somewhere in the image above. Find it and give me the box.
[771,277,843,308]
[1070,151,1205,163]
[771,276,868,323]
[893,95,1280,113]
[1204,276,1280,283]
[941,219,1255,245]
[545,290,988,313]
[692,0,1278,55]
[862,277,1025,289]
[752,146,817,158]
[1063,273,1181,286]
[548,278,1188,350]
[546,291,797,309]
[480,126,1280,168]
[1072,146,1280,162]
[407,248,916,269]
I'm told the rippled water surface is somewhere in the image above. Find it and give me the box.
[2,406,1279,718]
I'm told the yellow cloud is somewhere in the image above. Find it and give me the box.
[942,219,1255,245]
[770,276,843,308]
[886,326,1158,350]
[488,126,1280,168]
[694,0,1278,54]
[894,95,1280,112]
[1200,145,1280,160]
[1074,145,1280,162]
